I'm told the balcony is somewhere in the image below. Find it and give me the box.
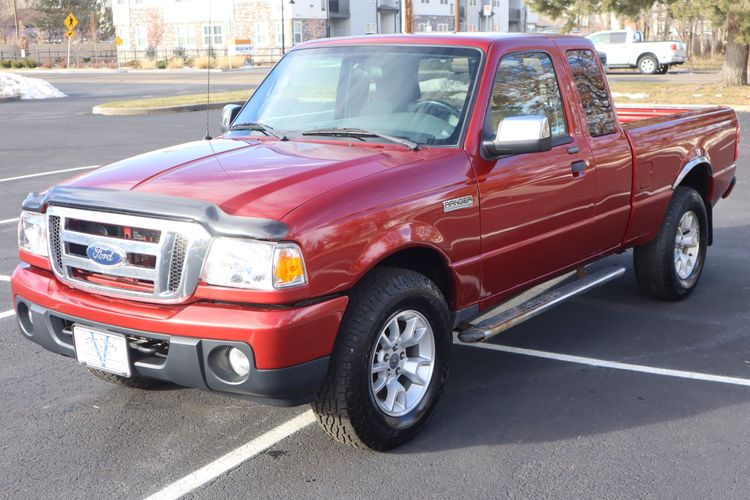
[329,0,350,18]
[377,0,399,12]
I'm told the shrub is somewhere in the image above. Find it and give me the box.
[156,59,167,69]
[1,60,11,68]
[12,60,25,68]
[167,57,185,69]
[23,59,38,68]
[137,58,157,70]
[145,46,156,59]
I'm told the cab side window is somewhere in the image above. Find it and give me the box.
[485,51,568,141]
[566,49,617,137]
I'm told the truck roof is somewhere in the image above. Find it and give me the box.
[297,32,586,51]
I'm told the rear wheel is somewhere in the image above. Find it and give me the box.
[638,55,659,74]
[634,187,708,300]
[312,267,452,450]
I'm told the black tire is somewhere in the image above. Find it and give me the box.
[634,187,708,301]
[88,368,164,389]
[638,55,659,74]
[312,267,452,451]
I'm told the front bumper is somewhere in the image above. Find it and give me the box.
[12,264,349,406]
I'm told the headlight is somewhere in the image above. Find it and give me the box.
[201,238,307,290]
[18,211,48,257]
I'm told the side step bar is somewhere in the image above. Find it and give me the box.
[457,265,626,343]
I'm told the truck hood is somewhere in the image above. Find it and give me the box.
[65,138,434,220]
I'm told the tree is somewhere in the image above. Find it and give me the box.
[528,0,750,86]
[701,0,750,86]
[146,8,163,53]
[30,0,113,42]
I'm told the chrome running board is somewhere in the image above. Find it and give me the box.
[457,266,626,343]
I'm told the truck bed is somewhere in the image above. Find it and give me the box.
[616,105,739,246]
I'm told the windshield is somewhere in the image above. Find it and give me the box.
[231,45,482,147]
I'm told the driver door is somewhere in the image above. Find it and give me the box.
[476,50,597,302]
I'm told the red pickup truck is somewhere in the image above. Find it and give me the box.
[13,34,738,450]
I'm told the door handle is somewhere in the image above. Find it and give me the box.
[571,160,588,176]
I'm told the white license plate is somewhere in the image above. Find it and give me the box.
[73,325,131,377]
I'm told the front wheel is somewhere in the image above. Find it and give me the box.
[634,187,708,300]
[312,267,452,450]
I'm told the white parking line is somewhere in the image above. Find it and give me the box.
[0,309,16,319]
[0,276,10,282]
[144,410,316,500]
[458,341,750,388]
[0,165,99,184]
[0,217,18,225]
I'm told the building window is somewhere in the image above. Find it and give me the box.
[365,23,377,34]
[135,26,147,48]
[293,21,303,44]
[437,23,449,31]
[468,23,477,31]
[440,0,447,3]
[493,0,500,6]
[276,22,283,45]
[469,0,476,5]
[176,25,195,48]
[203,25,223,46]
[421,0,429,3]
[256,23,268,45]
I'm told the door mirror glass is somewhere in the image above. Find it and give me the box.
[220,104,242,133]
[483,115,552,156]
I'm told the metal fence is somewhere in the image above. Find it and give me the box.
[0,45,284,66]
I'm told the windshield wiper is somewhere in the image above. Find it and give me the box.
[229,122,287,141]
[301,127,419,151]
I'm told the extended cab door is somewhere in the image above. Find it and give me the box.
[475,49,597,302]
[559,42,633,252]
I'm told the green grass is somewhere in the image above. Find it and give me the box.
[97,90,251,109]
[610,82,750,106]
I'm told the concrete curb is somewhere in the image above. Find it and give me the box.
[0,95,21,103]
[92,100,244,116]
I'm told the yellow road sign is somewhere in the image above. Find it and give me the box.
[64,12,78,31]
[66,29,76,39]
[115,36,123,46]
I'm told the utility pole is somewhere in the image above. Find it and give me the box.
[403,0,412,33]
[12,0,20,46]
[454,0,460,32]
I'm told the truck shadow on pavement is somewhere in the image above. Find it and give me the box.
[402,224,750,453]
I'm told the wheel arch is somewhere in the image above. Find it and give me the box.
[673,156,714,244]
[355,243,456,312]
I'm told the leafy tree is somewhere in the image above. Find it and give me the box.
[529,0,750,86]
[30,0,113,43]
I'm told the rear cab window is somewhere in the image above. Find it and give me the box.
[484,51,571,146]
[566,49,618,137]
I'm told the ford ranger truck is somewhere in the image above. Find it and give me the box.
[13,34,739,451]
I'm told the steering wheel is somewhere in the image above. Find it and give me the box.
[409,100,462,125]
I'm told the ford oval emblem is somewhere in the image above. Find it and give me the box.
[86,242,126,267]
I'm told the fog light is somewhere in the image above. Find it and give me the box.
[227,347,250,378]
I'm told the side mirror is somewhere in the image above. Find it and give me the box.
[483,115,552,156]
[220,104,242,133]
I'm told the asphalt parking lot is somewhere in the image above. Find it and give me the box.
[0,72,749,499]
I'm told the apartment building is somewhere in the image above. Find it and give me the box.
[111,0,532,58]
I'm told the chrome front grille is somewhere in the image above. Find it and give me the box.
[47,206,212,304]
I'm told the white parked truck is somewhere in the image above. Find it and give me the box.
[586,30,687,74]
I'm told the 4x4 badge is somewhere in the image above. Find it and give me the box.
[443,195,474,212]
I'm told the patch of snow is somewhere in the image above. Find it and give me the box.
[714,93,723,98]
[0,72,66,100]
[692,94,704,97]
[611,92,649,100]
